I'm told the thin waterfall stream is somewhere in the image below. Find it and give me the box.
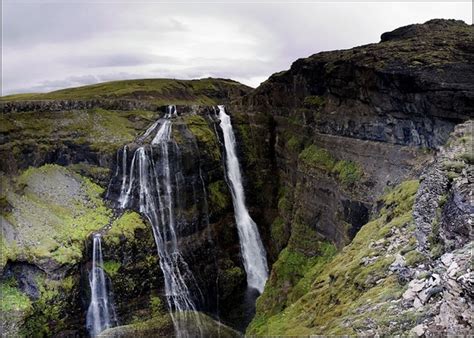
[218,105,269,293]
[86,234,117,336]
[115,106,204,337]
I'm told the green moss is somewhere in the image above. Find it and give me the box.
[0,115,16,133]
[21,276,74,336]
[288,221,323,256]
[219,266,245,299]
[299,144,335,171]
[289,242,337,302]
[298,148,364,187]
[183,115,221,161]
[382,180,419,217]
[103,260,121,277]
[442,160,465,172]
[459,151,474,164]
[287,135,304,153]
[270,216,287,251]
[1,109,156,155]
[236,123,259,167]
[332,160,364,187]
[303,95,325,109]
[102,313,172,336]
[149,296,165,317]
[0,283,32,312]
[430,243,444,259]
[105,211,147,246]
[248,179,420,336]
[404,250,427,267]
[67,163,111,184]
[0,234,18,270]
[277,194,292,215]
[3,164,113,266]
[61,276,75,292]
[254,248,311,317]
[207,180,230,214]
[447,171,460,181]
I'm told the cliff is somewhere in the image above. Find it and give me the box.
[232,19,473,335]
[0,19,473,337]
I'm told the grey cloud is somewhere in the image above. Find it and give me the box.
[2,2,471,95]
[3,4,189,49]
[58,53,181,68]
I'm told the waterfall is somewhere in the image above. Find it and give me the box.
[218,105,269,293]
[115,106,203,337]
[86,234,116,337]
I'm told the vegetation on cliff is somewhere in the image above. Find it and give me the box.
[299,144,363,187]
[1,164,112,269]
[248,180,421,335]
[0,108,157,157]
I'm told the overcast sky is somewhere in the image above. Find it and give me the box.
[2,1,472,95]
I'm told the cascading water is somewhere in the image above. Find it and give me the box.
[86,234,116,336]
[218,105,269,293]
[115,106,204,337]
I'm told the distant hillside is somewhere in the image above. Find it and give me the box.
[1,78,252,105]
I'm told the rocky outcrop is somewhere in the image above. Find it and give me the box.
[231,19,473,256]
[243,19,472,145]
[414,121,473,252]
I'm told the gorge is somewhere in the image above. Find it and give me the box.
[0,19,473,337]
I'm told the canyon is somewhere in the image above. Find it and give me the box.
[0,19,473,337]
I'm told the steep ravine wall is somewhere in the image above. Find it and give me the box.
[0,105,262,336]
[232,19,473,251]
[229,19,473,335]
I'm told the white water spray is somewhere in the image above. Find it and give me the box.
[218,105,268,293]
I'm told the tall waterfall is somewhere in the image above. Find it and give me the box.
[86,234,116,336]
[218,105,269,293]
[116,106,203,337]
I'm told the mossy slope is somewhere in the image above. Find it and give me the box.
[248,180,422,335]
[0,164,112,270]
[1,78,251,105]
[0,108,157,157]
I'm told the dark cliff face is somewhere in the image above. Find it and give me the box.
[231,19,473,253]
[245,19,472,136]
[238,20,473,336]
